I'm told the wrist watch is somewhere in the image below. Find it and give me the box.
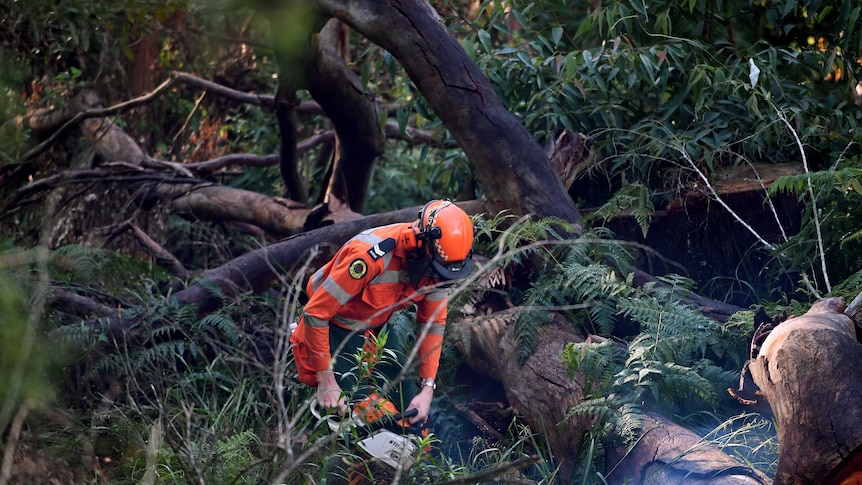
[419,378,436,390]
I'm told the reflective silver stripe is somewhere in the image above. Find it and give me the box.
[305,314,329,329]
[332,315,372,330]
[424,289,448,302]
[353,232,383,246]
[310,266,326,292]
[417,321,445,336]
[371,268,401,285]
[321,275,352,305]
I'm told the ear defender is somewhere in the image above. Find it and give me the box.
[398,225,418,250]
[416,200,448,244]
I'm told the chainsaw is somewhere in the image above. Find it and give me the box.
[310,398,424,469]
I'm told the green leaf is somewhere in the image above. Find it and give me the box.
[552,27,563,45]
[360,60,370,89]
[396,109,408,135]
[478,29,492,54]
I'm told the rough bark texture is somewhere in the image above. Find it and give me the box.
[605,413,771,485]
[315,0,582,228]
[453,314,588,477]
[748,298,862,485]
[452,312,768,483]
[306,20,384,212]
[144,183,315,236]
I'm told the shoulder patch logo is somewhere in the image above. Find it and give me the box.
[348,258,368,279]
[367,238,397,261]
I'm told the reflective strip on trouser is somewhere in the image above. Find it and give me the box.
[329,323,417,413]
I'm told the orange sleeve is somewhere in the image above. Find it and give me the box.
[416,289,448,379]
[302,244,381,372]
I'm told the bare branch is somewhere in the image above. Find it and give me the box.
[774,105,831,294]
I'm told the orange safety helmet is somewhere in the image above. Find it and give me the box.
[416,200,474,280]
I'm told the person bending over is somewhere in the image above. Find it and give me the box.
[291,200,474,426]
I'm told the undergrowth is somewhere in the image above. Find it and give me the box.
[1,213,790,484]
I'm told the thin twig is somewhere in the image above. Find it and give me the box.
[674,143,774,250]
[744,160,789,242]
[0,401,32,485]
[773,105,831,293]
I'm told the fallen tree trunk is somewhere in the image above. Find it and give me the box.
[452,312,767,483]
[143,183,319,237]
[453,315,589,476]
[747,297,862,485]
[605,412,770,485]
[95,200,487,342]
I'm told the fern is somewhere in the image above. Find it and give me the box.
[560,340,622,397]
[460,212,751,451]
[472,211,580,267]
[565,396,646,443]
[512,308,548,364]
[197,313,241,344]
[764,163,862,288]
[767,167,862,197]
[585,181,655,237]
[832,268,862,298]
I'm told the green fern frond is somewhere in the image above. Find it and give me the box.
[586,301,617,336]
[608,402,647,442]
[53,244,103,280]
[199,280,229,304]
[513,308,548,365]
[564,395,618,426]
[565,396,645,443]
[473,211,579,266]
[561,340,621,396]
[197,313,240,344]
[585,182,655,238]
[767,167,861,196]
[651,361,718,407]
[840,229,862,248]
[695,360,742,397]
[833,268,862,297]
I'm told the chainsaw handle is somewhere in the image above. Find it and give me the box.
[309,398,361,433]
[398,408,419,421]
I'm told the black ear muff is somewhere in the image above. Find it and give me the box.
[416,201,439,245]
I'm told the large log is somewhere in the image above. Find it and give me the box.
[452,312,768,483]
[748,297,862,484]
[605,413,770,485]
[453,314,589,476]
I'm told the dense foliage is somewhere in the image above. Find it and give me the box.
[450,0,862,298]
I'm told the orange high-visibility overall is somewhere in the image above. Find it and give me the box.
[290,223,448,386]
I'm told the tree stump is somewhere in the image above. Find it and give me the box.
[748,297,862,485]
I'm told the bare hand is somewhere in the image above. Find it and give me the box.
[406,386,433,424]
[316,371,347,414]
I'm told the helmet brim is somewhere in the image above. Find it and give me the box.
[430,255,473,281]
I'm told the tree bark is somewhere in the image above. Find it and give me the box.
[452,310,769,483]
[747,297,862,485]
[314,0,582,228]
[605,412,770,485]
[453,314,589,475]
[306,20,385,212]
[143,183,316,236]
